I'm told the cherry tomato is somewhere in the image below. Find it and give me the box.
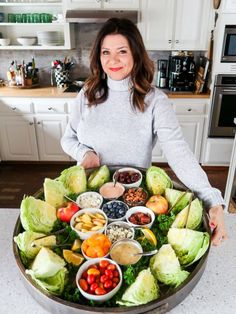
[95,287,106,295]
[81,271,88,279]
[87,268,100,276]
[90,283,99,292]
[105,269,113,279]
[99,260,110,268]
[99,282,104,289]
[113,270,119,278]
[104,280,113,289]
[107,264,116,271]
[79,279,88,291]
[89,264,98,269]
[100,275,108,283]
[112,282,117,288]
[87,274,95,285]
[113,277,119,283]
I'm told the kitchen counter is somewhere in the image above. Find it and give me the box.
[0,86,210,99]
[0,209,235,314]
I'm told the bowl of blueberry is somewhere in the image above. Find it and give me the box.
[102,200,129,222]
[113,167,142,188]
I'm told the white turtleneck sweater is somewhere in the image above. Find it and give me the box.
[61,76,224,209]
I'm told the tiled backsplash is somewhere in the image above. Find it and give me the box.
[0,24,202,86]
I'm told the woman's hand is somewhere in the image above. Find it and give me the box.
[80,151,100,169]
[208,205,228,246]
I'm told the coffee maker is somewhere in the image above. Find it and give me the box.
[156,59,168,88]
[168,51,195,91]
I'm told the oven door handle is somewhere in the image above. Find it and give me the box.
[221,89,236,92]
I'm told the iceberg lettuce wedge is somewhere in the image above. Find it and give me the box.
[150,244,189,288]
[58,165,87,194]
[146,166,173,195]
[20,196,57,233]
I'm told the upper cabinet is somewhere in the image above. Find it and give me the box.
[0,1,74,50]
[140,0,212,50]
[64,0,140,10]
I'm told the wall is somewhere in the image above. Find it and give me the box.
[0,24,201,86]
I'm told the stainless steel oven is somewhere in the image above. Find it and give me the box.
[209,74,236,138]
[221,25,236,63]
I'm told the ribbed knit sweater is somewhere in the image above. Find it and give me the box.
[61,76,224,209]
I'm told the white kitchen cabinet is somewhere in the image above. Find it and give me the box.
[202,138,234,166]
[0,1,74,50]
[0,116,38,161]
[140,0,211,50]
[0,97,70,161]
[35,115,69,161]
[152,99,206,162]
[64,0,139,9]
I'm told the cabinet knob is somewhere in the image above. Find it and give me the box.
[37,121,41,125]
[11,107,17,110]
[187,108,192,112]
[168,40,172,43]
[29,122,34,125]
[175,40,179,43]
[48,107,54,111]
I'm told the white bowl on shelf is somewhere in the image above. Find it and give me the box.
[0,38,11,46]
[17,37,37,46]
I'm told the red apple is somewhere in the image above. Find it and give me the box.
[146,195,168,214]
[57,202,80,223]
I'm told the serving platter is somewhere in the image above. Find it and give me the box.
[12,166,211,314]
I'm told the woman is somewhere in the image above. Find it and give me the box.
[61,18,227,246]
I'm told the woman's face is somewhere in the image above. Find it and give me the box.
[100,34,134,81]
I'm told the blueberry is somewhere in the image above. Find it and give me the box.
[108,204,112,209]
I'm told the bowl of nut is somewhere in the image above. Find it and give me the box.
[123,187,148,207]
[70,208,108,240]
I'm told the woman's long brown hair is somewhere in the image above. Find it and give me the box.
[84,18,155,112]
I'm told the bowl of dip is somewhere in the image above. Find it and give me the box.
[99,182,125,200]
[109,239,143,265]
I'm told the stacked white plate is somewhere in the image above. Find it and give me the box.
[37,31,64,46]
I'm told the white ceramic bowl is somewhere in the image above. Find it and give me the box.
[76,258,122,302]
[70,208,108,240]
[102,200,129,222]
[17,37,37,46]
[105,221,134,243]
[125,206,155,229]
[99,182,125,200]
[81,237,110,260]
[0,38,10,46]
[76,191,103,209]
[113,167,142,188]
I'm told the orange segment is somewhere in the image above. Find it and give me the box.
[63,250,84,266]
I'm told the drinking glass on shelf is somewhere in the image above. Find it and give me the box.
[32,13,40,23]
[8,13,16,23]
[15,14,22,23]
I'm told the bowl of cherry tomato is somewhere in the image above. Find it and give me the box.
[76,258,122,302]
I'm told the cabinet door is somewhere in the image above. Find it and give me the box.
[174,0,211,50]
[178,115,204,161]
[152,115,204,163]
[0,116,38,161]
[35,115,70,161]
[104,0,139,9]
[64,0,101,9]
[140,0,174,50]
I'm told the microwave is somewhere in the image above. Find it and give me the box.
[221,25,236,62]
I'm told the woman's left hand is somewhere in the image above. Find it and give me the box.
[208,205,228,246]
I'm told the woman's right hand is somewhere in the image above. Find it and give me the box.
[80,151,100,169]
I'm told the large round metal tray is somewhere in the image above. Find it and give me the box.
[12,166,211,314]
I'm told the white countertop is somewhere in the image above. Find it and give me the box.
[1,209,236,314]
